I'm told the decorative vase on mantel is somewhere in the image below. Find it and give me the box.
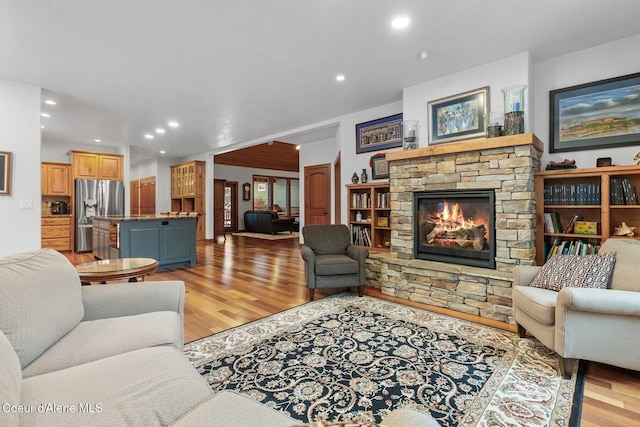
[351,172,359,184]
[361,168,368,184]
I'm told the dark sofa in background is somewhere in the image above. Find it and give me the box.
[243,210,297,234]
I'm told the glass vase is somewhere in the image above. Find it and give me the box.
[502,85,527,135]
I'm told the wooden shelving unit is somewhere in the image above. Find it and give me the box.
[535,164,640,264]
[171,160,206,240]
[347,182,391,252]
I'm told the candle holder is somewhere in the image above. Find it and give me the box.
[502,85,527,135]
[402,120,420,150]
[485,111,503,138]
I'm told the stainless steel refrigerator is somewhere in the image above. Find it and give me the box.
[75,179,125,252]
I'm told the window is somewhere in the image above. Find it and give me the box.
[252,175,299,216]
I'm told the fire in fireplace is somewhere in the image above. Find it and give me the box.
[414,190,496,269]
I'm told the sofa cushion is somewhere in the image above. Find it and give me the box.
[22,311,181,378]
[529,252,616,291]
[599,238,640,291]
[315,254,359,276]
[302,224,351,255]
[172,390,296,427]
[512,286,558,326]
[0,248,84,368]
[20,346,212,427]
[0,331,21,427]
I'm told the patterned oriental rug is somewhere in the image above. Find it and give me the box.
[184,294,581,426]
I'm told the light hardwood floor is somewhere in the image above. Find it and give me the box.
[65,235,640,427]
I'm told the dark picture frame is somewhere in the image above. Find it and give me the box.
[356,113,403,153]
[550,72,640,153]
[370,153,389,180]
[0,151,11,195]
[428,86,489,145]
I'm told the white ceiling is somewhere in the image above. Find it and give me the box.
[2,1,640,163]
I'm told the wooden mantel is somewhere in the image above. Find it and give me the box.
[385,133,544,162]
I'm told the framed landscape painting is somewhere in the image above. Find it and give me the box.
[356,113,403,153]
[427,86,489,145]
[549,72,640,153]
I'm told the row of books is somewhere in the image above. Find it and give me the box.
[351,193,371,209]
[377,192,391,209]
[545,238,599,262]
[351,225,371,247]
[543,213,581,234]
[543,183,601,205]
[610,177,638,205]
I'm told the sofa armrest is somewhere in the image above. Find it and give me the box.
[556,287,640,316]
[300,245,316,263]
[82,281,185,321]
[512,265,541,287]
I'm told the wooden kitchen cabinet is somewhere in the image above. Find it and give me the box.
[130,176,156,215]
[41,216,72,251]
[68,150,124,180]
[41,162,71,196]
[170,160,205,240]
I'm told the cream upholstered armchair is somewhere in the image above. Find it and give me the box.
[300,224,369,301]
[512,238,640,378]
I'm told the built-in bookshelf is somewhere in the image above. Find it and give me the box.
[535,164,640,265]
[347,182,391,252]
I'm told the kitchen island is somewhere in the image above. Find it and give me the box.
[92,214,198,268]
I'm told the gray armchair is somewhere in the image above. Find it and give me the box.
[300,224,369,301]
[512,238,640,378]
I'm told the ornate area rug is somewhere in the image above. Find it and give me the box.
[232,231,299,240]
[184,294,579,426]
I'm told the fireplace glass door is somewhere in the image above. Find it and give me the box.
[414,190,495,269]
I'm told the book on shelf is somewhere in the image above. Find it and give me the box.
[563,215,581,234]
[611,177,638,205]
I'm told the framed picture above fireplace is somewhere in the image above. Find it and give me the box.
[427,86,489,145]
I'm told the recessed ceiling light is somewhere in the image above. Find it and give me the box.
[44,100,56,105]
[94,139,101,143]
[336,74,345,82]
[41,113,50,118]
[296,145,300,150]
[144,134,154,139]
[168,121,179,128]
[159,150,166,154]
[156,128,166,134]
[40,125,45,129]
[391,16,410,29]
[418,50,429,60]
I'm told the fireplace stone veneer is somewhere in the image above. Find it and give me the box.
[365,134,543,324]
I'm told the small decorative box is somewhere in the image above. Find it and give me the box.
[573,221,598,235]
[377,217,388,227]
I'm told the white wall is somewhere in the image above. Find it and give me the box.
[533,34,640,167]
[335,101,404,225]
[403,52,531,145]
[0,79,42,257]
[42,140,122,163]
[298,138,338,228]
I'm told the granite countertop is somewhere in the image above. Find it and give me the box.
[42,214,73,218]
[95,213,200,222]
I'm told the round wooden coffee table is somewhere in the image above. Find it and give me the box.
[76,258,159,285]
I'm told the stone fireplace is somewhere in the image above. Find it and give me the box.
[365,134,542,324]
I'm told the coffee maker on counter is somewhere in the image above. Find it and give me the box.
[50,201,69,215]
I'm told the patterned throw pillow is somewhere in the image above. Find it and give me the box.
[530,252,617,291]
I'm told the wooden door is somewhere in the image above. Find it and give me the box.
[146,178,156,214]
[304,163,331,225]
[213,179,226,239]
[224,181,238,232]
[334,152,341,225]
[130,180,140,215]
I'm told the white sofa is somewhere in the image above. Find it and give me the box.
[512,238,640,378]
